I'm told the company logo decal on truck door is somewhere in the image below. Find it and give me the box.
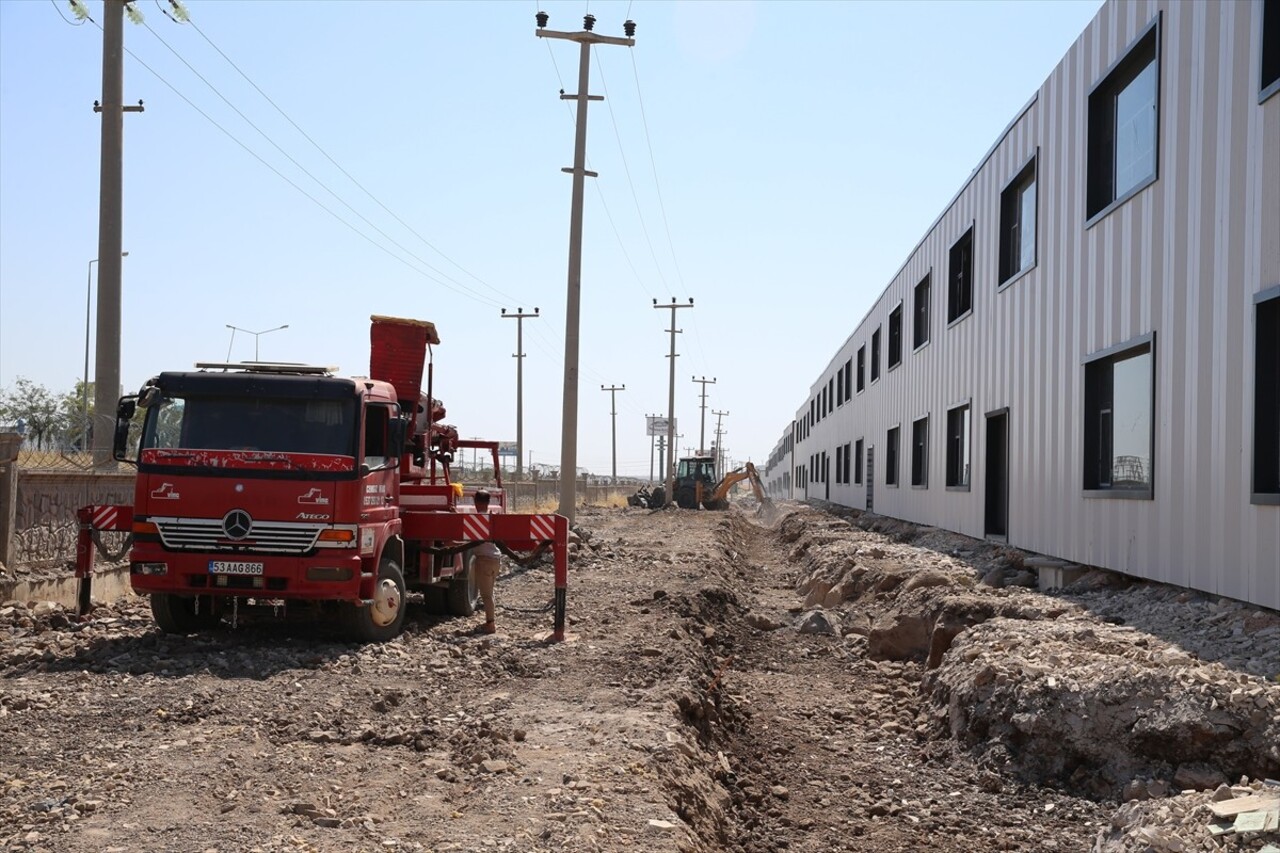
[297,488,330,505]
[151,483,180,500]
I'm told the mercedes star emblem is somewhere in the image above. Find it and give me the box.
[222,509,253,540]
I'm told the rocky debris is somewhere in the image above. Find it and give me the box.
[1,502,1278,853]
[1093,780,1280,851]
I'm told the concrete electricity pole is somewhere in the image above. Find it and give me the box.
[654,298,694,499]
[601,384,625,484]
[535,11,635,522]
[713,409,729,474]
[502,307,540,480]
[92,0,144,467]
[691,375,716,454]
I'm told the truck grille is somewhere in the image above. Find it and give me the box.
[151,516,324,555]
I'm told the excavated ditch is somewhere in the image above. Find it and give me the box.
[649,505,1280,852]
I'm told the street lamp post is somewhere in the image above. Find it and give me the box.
[225,324,289,362]
[83,251,127,452]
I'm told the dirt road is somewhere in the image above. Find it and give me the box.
[3,504,1279,852]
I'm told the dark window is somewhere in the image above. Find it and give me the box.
[911,416,929,487]
[842,441,851,485]
[821,387,827,419]
[828,378,835,412]
[948,227,974,323]
[854,438,864,484]
[844,358,853,400]
[871,327,881,381]
[946,404,971,488]
[856,347,866,392]
[810,399,815,426]
[1265,0,1280,98]
[1087,19,1160,219]
[886,427,899,486]
[999,156,1037,284]
[1084,337,1154,495]
[836,367,845,406]
[836,444,844,484]
[1254,293,1280,499]
[888,305,903,369]
[914,275,931,349]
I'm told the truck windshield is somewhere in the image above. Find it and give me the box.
[142,395,357,456]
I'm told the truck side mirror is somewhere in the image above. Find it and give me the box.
[113,395,141,464]
[389,416,408,457]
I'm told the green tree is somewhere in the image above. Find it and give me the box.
[60,380,95,450]
[0,378,70,449]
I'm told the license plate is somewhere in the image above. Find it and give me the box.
[208,560,264,576]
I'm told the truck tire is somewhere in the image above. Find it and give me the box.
[648,487,666,509]
[447,555,481,617]
[150,593,221,634]
[343,559,407,643]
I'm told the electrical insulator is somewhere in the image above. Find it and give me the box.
[623,19,636,37]
[583,13,596,31]
[535,10,548,28]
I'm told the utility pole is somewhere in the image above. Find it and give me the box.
[601,384,625,484]
[502,307,540,480]
[647,414,655,484]
[92,0,144,467]
[536,11,635,523]
[691,375,716,454]
[654,298,694,500]
[656,435,665,486]
[713,409,729,475]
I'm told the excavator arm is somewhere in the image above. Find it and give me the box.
[704,462,765,509]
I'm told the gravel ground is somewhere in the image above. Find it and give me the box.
[2,502,1278,852]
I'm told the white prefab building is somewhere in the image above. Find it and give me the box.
[764,0,1280,610]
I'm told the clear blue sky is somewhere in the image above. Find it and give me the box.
[0,0,1103,477]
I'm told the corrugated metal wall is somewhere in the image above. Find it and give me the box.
[765,0,1280,610]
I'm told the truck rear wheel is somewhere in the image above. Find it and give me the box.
[343,559,406,643]
[447,556,481,617]
[150,593,221,634]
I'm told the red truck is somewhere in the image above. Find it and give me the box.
[76,316,569,642]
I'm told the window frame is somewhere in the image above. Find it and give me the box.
[911,414,930,489]
[854,437,864,485]
[885,425,900,487]
[835,443,844,485]
[843,357,853,401]
[856,346,866,393]
[947,225,975,326]
[913,272,931,352]
[888,302,904,371]
[1253,286,1280,504]
[1085,13,1162,227]
[842,441,851,485]
[998,151,1039,290]
[871,327,882,383]
[1082,332,1157,500]
[945,401,972,491]
[1260,0,1280,103]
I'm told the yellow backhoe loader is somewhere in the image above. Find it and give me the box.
[674,456,770,511]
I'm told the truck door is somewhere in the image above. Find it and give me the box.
[361,403,399,528]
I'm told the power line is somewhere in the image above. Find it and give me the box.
[594,46,668,292]
[139,19,506,310]
[174,7,528,308]
[102,23,502,306]
[542,23,656,301]
[630,50,686,291]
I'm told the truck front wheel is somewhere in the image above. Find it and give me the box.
[343,559,407,643]
[150,593,221,634]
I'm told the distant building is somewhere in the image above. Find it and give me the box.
[764,0,1280,610]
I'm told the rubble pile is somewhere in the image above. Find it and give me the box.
[924,616,1280,796]
[775,506,1280,803]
